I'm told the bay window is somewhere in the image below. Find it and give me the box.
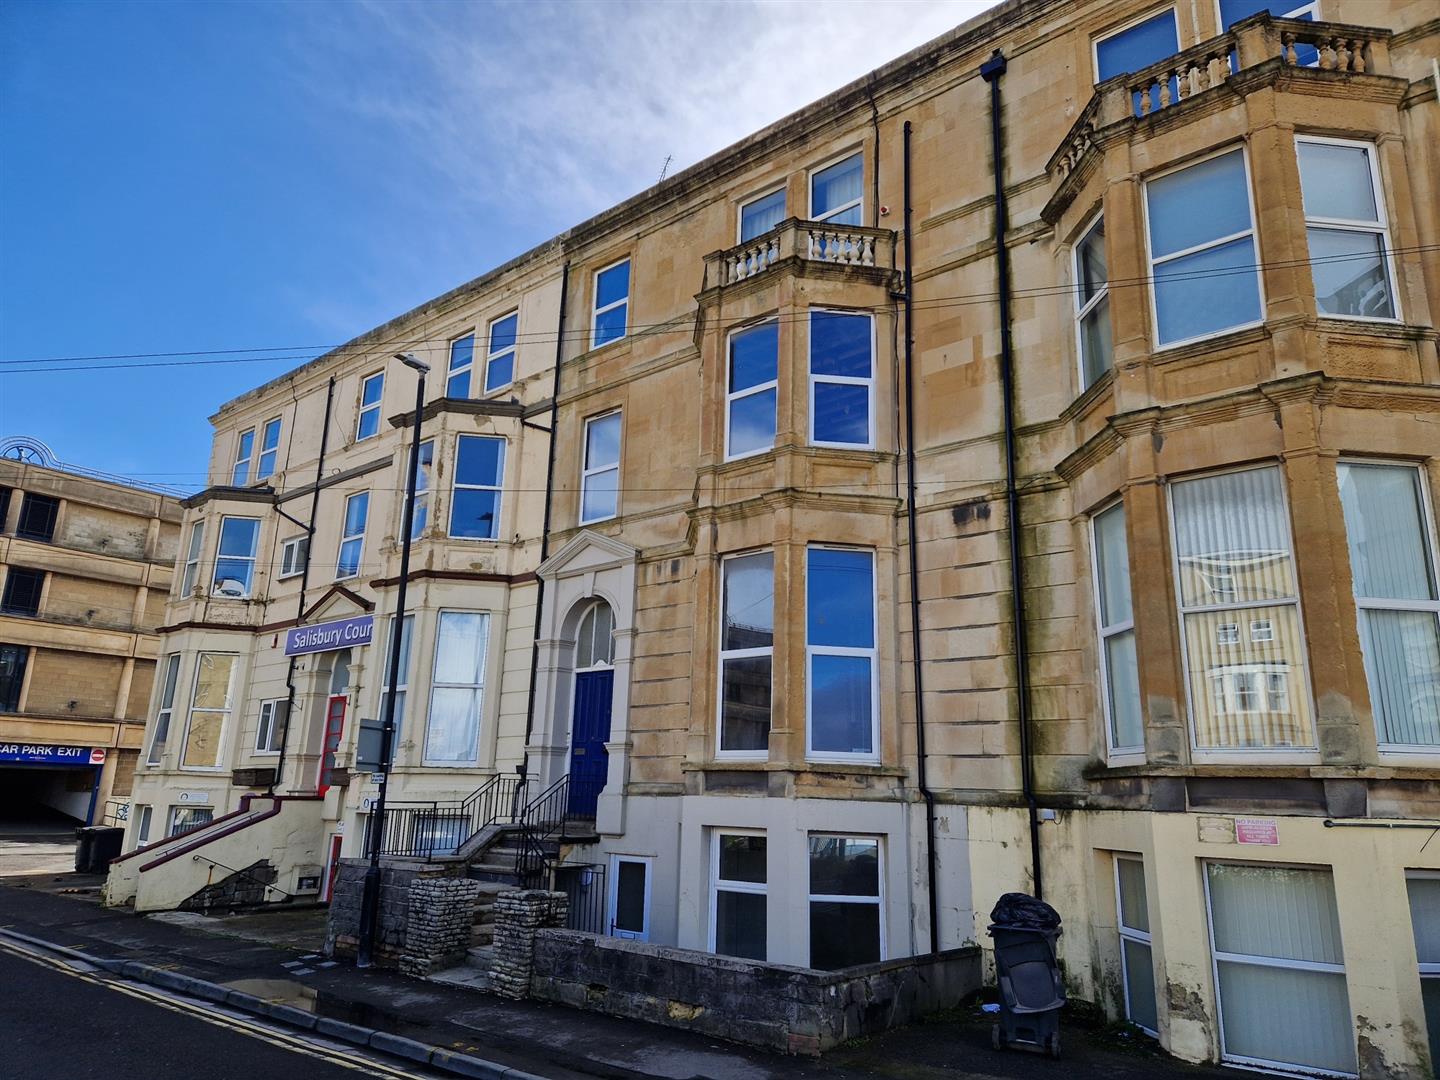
[212,517,259,598]
[381,613,414,737]
[407,439,434,540]
[726,321,778,460]
[710,831,766,961]
[808,835,882,970]
[1407,873,1440,1069]
[180,652,236,769]
[1074,214,1113,387]
[1205,863,1354,1075]
[179,521,204,596]
[580,411,621,523]
[1169,466,1314,750]
[446,333,475,398]
[450,435,505,540]
[1145,148,1262,347]
[1093,502,1143,753]
[718,551,773,756]
[809,311,873,448]
[1336,461,1440,749]
[1297,137,1396,321]
[424,611,488,764]
[485,312,518,393]
[806,547,878,760]
[336,491,368,579]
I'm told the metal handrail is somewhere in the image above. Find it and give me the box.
[190,853,293,900]
[370,772,533,859]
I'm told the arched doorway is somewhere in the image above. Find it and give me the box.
[319,650,351,795]
[568,600,614,817]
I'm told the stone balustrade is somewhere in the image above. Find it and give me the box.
[705,217,894,288]
[1050,14,1393,182]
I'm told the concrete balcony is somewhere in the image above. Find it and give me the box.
[702,217,896,291]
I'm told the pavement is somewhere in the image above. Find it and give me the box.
[0,872,1225,1080]
[0,820,83,879]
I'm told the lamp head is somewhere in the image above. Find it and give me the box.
[396,352,431,374]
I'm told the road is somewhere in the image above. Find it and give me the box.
[0,943,440,1080]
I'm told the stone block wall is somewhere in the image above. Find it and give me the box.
[399,877,482,978]
[180,859,277,913]
[491,890,568,999]
[528,932,981,1055]
[325,859,444,967]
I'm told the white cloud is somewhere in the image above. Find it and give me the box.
[295,0,997,222]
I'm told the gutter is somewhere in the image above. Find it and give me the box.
[980,49,1045,901]
[523,262,570,753]
[272,375,335,794]
[902,120,941,954]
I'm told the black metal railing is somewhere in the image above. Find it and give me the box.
[515,774,604,886]
[554,862,607,934]
[370,772,531,859]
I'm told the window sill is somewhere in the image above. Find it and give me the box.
[1151,320,1267,360]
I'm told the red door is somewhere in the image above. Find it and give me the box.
[319,694,347,795]
[322,834,344,902]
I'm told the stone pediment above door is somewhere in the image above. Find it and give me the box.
[298,583,375,624]
[538,530,639,582]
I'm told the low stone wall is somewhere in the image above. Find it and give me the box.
[325,858,468,968]
[400,877,483,977]
[490,890,568,998]
[529,931,982,1054]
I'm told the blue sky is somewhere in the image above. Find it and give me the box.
[1,0,993,491]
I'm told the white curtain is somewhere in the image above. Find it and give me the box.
[425,612,488,763]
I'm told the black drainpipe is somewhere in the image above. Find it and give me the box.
[980,49,1043,901]
[271,375,335,794]
[522,260,570,760]
[902,121,940,954]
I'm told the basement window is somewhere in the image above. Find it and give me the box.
[167,805,214,837]
[1,567,44,616]
[808,835,882,970]
[711,831,766,961]
[1115,855,1158,1034]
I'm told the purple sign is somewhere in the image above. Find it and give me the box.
[285,614,374,656]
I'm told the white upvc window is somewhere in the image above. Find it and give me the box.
[1336,460,1440,751]
[133,805,153,849]
[212,517,260,598]
[446,333,476,398]
[1093,6,1179,116]
[1219,1,1322,64]
[739,186,786,242]
[809,310,874,449]
[168,805,214,837]
[608,855,652,941]
[336,491,369,580]
[381,613,414,738]
[1144,147,1263,348]
[356,371,384,440]
[424,610,489,765]
[591,259,630,348]
[809,152,862,226]
[806,546,879,761]
[709,831,766,961]
[449,435,505,540]
[484,312,518,393]
[580,410,621,524]
[1092,502,1143,754]
[278,535,309,579]
[256,698,287,753]
[407,440,434,540]
[231,428,255,486]
[1296,136,1397,322]
[1169,465,1316,752]
[1406,872,1440,1069]
[1115,855,1158,1035]
[808,835,883,970]
[180,652,237,770]
[146,653,181,766]
[717,551,774,758]
[256,417,282,480]
[1074,213,1113,388]
[726,321,778,461]
[1204,862,1355,1076]
[179,521,204,597]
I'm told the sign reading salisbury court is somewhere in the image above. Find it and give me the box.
[284,614,374,657]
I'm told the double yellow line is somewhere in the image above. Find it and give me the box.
[0,935,431,1080]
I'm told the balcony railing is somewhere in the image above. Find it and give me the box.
[705,217,895,289]
[1050,14,1393,182]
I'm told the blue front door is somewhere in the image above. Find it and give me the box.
[568,669,613,817]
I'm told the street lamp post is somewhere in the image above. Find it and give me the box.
[356,352,429,969]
